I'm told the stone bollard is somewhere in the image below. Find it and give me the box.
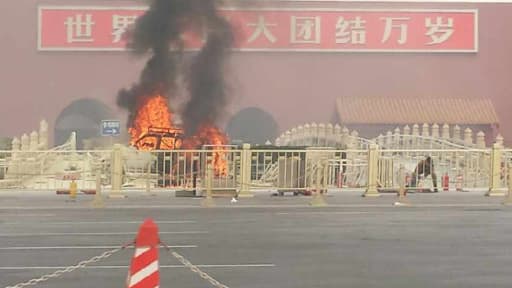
[109,144,126,198]
[238,143,253,198]
[310,159,328,207]
[363,144,380,197]
[486,143,505,197]
[91,173,105,208]
[201,163,216,208]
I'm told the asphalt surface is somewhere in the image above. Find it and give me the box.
[1,190,512,288]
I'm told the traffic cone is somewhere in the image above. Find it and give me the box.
[127,219,160,288]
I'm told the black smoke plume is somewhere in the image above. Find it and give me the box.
[117,0,233,138]
[183,2,234,136]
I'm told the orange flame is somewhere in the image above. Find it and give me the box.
[183,124,229,176]
[129,95,179,150]
[129,94,229,176]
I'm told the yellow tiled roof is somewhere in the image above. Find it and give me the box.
[336,97,499,125]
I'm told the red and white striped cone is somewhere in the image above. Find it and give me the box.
[127,219,160,288]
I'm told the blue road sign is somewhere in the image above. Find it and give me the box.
[101,120,121,136]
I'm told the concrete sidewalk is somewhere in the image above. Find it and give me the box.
[0,189,510,209]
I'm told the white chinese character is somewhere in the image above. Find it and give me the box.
[381,17,410,44]
[64,14,95,43]
[112,15,138,43]
[247,16,277,43]
[425,17,454,45]
[291,16,321,44]
[336,16,366,44]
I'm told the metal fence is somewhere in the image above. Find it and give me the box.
[375,148,492,191]
[500,149,512,191]
[0,145,511,194]
[0,150,110,191]
[125,148,241,196]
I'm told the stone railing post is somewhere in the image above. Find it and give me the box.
[421,123,429,148]
[412,124,419,148]
[284,130,291,146]
[21,134,29,151]
[297,125,305,146]
[303,124,311,146]
[290,128,297,146]
[486,143,505,197]
[341,127,349,147]
[334,124,341,146]
[476,131,486,149]
[12,137,20,152]
[363,144,380,197]
[386,131,393,148]
[310,159,328,206]
[39,120,49,150]
[238,143,253,198]
[311,122,318,146]
[109,144,126,198]
[393,128,401,148]
[29,131,39,151]
[432,123,439,139]
[442,124,450,139]
[453,125,461,142]
[201,161,216,207]
[503,164,512,205]
[464,128,473,146]
[326,123,334,147]
[318,123,326,147]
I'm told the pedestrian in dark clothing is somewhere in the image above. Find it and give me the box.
[410,156,438,192]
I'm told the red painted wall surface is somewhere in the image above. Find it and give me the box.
[1,1,511,144]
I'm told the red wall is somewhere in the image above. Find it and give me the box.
[1,1,512,144]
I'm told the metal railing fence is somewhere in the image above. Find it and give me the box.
[0,145,510,194]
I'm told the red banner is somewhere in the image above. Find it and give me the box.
[38,6,478,52]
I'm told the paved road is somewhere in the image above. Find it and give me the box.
[1,190,512,288]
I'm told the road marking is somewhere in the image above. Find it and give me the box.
[2,221,196,225]
[0,245,196,250]
[0,214,56,217]
[0,231,208,237]
[0,264,276,270]
[275,211,370,215]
